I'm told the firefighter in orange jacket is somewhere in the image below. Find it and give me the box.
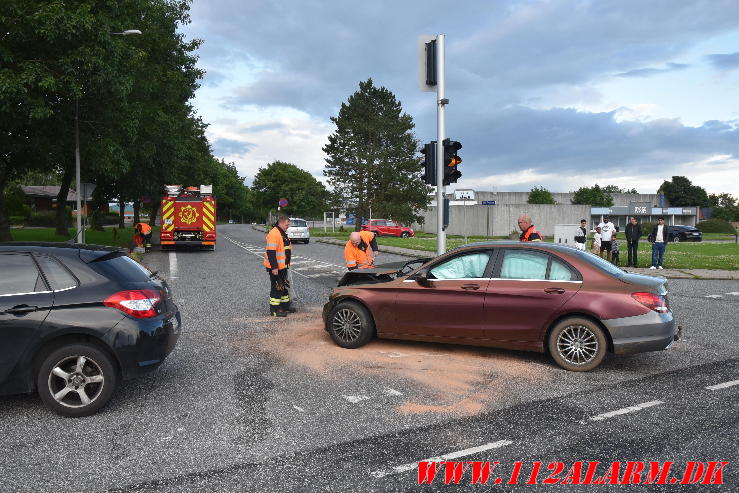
[264,215,294,317]
[517,215,542,242]
[359,230,379,262]
[344,232,373,270]
[135,222,153,252]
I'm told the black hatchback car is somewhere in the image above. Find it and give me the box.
[666,225,702,242]
[0,243,181,417]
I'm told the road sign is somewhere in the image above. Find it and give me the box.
[278,198,288,208]
[454,190,475,200]
[481,200,496,205]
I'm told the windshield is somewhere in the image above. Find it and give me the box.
[290,220,307,228]
[567,248,626,278]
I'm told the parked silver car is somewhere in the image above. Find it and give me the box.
[287,218,310,244]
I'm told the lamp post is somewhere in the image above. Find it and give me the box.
[74,29,141,244]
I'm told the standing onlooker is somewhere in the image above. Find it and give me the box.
[591,226,601,255]
[574,219,587,251]
[625,216,642,267]
[648,217,667,269]
[597,216,615,260]
[610,231,620,266]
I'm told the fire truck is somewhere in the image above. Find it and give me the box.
[159,185,217,250]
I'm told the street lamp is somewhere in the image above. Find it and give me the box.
[74,29,141,244]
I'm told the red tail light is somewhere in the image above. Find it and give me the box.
[632,292,668,313]
[104,290,161,318]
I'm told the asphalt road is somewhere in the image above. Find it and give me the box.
[0,224,737,492]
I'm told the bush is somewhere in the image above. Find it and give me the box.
[640,222,655,237]
[697,218,736,234]
[9,216,26,226]
[103,212,121,225]
[25,208,72,227]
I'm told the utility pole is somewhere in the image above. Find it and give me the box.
[435,34,446,255]
[75,99,83,244]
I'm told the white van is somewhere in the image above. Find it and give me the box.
[287,218,310,244]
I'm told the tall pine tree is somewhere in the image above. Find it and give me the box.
[323,79,429,228]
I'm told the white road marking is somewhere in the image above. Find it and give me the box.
[383,387,403,396]
[223,235,310,279]
[293,405,306,412]
[705,294,724,299]
[342,395,370,404]
[726,292,739,296]
[168,251,178,278]
[706,379,739,391]
[587,400,663,422]
[370,440,513,479]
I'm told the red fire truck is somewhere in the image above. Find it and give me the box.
[159,185,217,250]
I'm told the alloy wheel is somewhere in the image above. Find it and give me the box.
[556,325,599,366]
[332,308,362,343]
[47,355,105,408]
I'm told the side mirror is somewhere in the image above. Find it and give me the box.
[413,270,431,285]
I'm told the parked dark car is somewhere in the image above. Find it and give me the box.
[362,219,414,238]
[666,225,702,242]
[0,243,181,417]
[323,242,680,371]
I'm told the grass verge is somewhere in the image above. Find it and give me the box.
[7,226,159,249]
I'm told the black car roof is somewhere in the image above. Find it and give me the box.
[0,242,123,261]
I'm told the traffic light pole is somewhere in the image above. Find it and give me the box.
[435,34,446,256]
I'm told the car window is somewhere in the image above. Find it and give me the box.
[549,258,575,281]
[89,254,153,283]
[35,255,78,291]
[429,251,491,280]
[373,220,386,226]
[0,253,47,295]
[290,220,307,228]
[500,250,548,280]
[386,221,397,227]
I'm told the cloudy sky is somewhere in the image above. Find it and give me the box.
[181,0,739,197]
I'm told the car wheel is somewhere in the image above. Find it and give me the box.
[304,239,310,244]
[548,318,607,371]
[400,232,410,238]
[37,343,118,417]
[328,301,375,349]
[672,236,681,243]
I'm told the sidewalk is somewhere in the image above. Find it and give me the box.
[252,226,739,280]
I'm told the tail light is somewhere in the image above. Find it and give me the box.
[632,292,668,313]
[104,290,161,318]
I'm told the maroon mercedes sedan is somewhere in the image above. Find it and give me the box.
[322,242,680,371]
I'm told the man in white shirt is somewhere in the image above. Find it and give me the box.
[597,216,616,260]
[648,216,667,269]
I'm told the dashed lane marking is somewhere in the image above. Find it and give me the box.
[383,387,404,396]
[705,294,724,299]
[168,251,178,279]
[370,440,514,479]
[342,395,371,404]
[706,379,739,391]
[223,235,310,279]
[726,292,739,296]
[586,400,663,422]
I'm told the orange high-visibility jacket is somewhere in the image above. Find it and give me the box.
[344,240,371,270]
[136,223,152,235]
[264,226,291,270]
[359,230,376,251]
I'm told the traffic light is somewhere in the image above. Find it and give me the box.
[420,141,437,185]
[443,139,462,185]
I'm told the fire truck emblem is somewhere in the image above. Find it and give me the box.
[179,205,199,225]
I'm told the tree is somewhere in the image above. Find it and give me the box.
[658,176,709,207]
[602,185,638,194]
[252,161,327,219]
[323,79,429,228]
[527,186,556,204]
[708,193,739,221]
[571,184,614,207]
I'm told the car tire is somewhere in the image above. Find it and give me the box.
[304,239,310,244]
[37,343,118,417]
[400,232,410,238]
[328,301,375,349]
[548,318,607,372]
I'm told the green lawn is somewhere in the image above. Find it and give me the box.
[309,228,739,270]
[7,226,158,249]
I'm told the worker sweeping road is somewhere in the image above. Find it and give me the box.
[344,231,374,270]
[135,222,152,252]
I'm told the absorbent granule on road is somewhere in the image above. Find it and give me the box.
[237,308,549,417]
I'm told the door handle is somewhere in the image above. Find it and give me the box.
[4,305,38,315]
[544,287,565,294]
[461,283,480,290]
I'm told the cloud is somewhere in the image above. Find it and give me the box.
[706,51,739,70]
[211,138,255,157]
[615,62,689,78]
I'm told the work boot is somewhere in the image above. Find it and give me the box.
[271,311,287,318]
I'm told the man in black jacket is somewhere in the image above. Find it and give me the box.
[625,216,642,267]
